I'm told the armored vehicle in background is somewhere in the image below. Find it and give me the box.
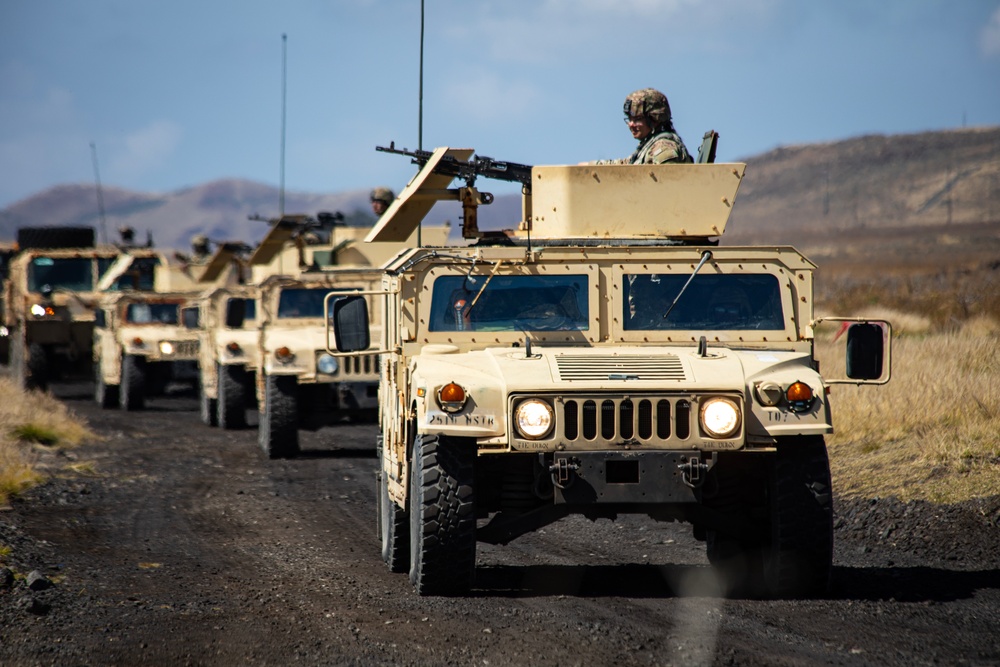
[329,146,891,597]
[3,228,120,389]
[195,284,260,428]
[92,292,202,410]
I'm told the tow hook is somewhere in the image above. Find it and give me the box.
[678,457,709,488]
[549,457,580,490]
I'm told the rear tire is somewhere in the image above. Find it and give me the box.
[94,362,119,409]
[379,443,410,573]
[409,434,476,595]
[258,373,298,459]
[120,354,146,411]
[217,363,247,429]
[761,436,834,598]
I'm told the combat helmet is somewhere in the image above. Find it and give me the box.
[370,187,395,205]
[623,88,673,129]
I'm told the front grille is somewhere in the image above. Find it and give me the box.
[173,340,199,358]
[555,354,686,381]
[338,353,380,379]
[556,395,695,447]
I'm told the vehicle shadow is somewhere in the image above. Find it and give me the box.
[294,448,377,460]
[471,563,1000,601]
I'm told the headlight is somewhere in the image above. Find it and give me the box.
[700,397,741,439]
[30,304,46,317]
[515,398,553,440]
[159,341,175,355]
[0,326,8,337]
[225,342,243,357]
[316,353,339,375]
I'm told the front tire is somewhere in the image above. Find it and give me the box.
[217,363,247,429]
[761,436,834,598]
[258,373,298,459]
[26,343,49,391]
[408,434,476,595]
[120,354,146,411]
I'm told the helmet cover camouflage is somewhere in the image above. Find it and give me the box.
[191,234,209,247]
[370,187,395,205]
[623,88,672,127]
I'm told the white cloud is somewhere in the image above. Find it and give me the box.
[108,120,183,182]
[981,6,1000,57]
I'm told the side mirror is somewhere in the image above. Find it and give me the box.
[225,298,246,328]
[846,322,884,380]
[182,307,200,329]
[94,309,106,328]
[332,295,370,352]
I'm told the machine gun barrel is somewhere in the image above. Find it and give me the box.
[376,142,533,192]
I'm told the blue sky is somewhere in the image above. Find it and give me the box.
[2,0,999,208]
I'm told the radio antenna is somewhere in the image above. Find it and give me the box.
[89,142,108,245]
[279,33,288,217]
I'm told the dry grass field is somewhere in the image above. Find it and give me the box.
[0,378,92,507]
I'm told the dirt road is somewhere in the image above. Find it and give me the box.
[2,383,998,666]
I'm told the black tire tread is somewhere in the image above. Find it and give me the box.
[409,434,476,595]
[120,354,146,411]
[764,435,834,598]
[259,373,299,459]
[217,363,247,429]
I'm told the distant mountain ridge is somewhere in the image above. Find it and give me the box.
[1,127,997,251]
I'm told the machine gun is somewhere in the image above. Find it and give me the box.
[377,142,534,194]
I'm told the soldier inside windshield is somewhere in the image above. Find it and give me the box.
[429,275,588,332]
[277,288,334,319]
[624,274,784,330]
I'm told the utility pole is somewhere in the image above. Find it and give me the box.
[90,142,108,245]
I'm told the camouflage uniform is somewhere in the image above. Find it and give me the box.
[594,88,692,165]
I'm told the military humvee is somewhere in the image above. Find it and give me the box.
[195,284,260,428]
[92,291,202,410]
[329,147,891,597]
[91,241,245,410]
[3,230,120,389]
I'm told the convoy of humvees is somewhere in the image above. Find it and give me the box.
[329,146,892,598]
[227,217,451,458]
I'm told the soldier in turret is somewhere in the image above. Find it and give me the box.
[190,234,212,264]
[370,187,394,217]
[591,88,692,165]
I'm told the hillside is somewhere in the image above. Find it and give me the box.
[1,127,997,257]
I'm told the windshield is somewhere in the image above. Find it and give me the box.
[125,302,180,324]
[27,257,95,292]
[277,288,335,319]
[624,274,784,331]
[105,257,159,291]
[430,274,589,332]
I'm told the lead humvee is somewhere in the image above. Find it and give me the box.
[330,146,891,597]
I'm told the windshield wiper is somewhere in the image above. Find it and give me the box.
[661,250,713,322]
